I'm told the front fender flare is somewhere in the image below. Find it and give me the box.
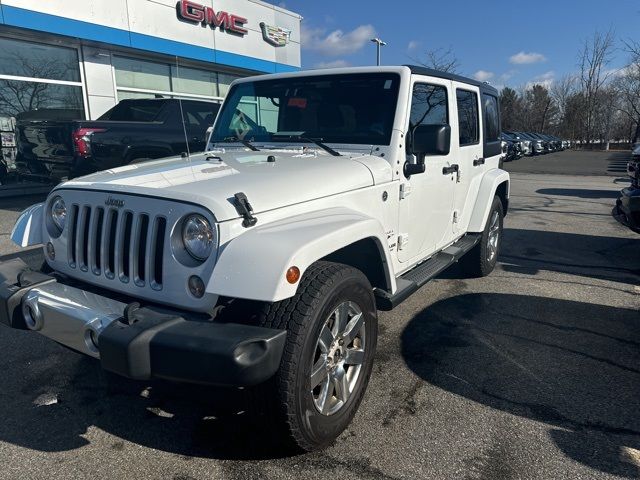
[467,169,510,232]
[11,203,44,247]
[208,208,395,302]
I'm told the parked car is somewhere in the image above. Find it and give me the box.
[505,131,531,155]
[10,98,220,186]
[616,144,640,232]
[3,65,509,451]
[518,132,544,155]
[500,132,522,161]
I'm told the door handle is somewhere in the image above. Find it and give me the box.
[473,158,485,166]
[442,164,459,175]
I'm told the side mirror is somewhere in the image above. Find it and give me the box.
[404,124,451,178]
[412,124,451,157]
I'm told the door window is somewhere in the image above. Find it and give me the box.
[456,89,479,146]
[409,83,448,129]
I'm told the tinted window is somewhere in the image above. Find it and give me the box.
[483,93,500,142]
[99,100,164,122]
[182,101,220,129]
[409,84,448,129]
[456,89,479,146]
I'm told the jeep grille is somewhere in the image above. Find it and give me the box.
[46,190,218,312]
[67,205,166,289]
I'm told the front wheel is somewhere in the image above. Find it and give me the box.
[460,196,504,277]
[258,261,378,452]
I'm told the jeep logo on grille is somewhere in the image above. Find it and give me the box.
[105,196,125,208]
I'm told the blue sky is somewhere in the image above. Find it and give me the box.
[272,0,639,90]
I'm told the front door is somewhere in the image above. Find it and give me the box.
[397,80,456,264]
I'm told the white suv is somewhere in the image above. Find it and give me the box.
[3,66,509,451]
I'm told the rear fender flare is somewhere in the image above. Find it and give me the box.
[467,169,510,232]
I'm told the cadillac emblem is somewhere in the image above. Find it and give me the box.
[260,22,291,47]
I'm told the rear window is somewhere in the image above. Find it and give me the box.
[98,100,165,122]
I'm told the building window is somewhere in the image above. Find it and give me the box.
[113,56,238,102]
[456,89,479,146]
[0,37,85,120]
[0,37,81,82]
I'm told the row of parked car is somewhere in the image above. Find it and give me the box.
[500,131,572,162]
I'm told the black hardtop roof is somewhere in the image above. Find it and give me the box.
[405,65,499,96]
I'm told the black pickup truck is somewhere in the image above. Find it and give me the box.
[9,98,220,186]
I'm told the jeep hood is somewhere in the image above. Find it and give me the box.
[60,150,392,221]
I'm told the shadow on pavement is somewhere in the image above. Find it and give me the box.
[499,228,640,285]
[401,293,640,478]
[536,188,620,199]
[0,339,294,460]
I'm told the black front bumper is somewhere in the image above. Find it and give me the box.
[99,308,286,386]
[0,259,286,387]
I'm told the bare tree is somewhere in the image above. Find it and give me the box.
[578,28,616,145]
[412,46,460,73]
[551,74,576,129]
[617,39,640,143]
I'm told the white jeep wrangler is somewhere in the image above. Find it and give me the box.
[2,66,508,451]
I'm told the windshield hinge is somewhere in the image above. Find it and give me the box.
[233,192,258,228]
[399,183,411,200]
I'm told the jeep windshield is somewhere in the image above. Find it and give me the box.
[209,72,401,149]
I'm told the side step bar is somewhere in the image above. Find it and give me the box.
[374,234,481,311]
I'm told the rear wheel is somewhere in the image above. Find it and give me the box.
[258,261,378,451]
[460,196,504,277]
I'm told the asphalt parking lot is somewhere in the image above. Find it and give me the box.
[0,150,638,479]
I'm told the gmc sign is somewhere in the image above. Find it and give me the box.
[177,0,248,35]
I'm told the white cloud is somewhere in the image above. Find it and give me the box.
[407,40,420,51]
[472,70,495,82]
[314,60,351,69]
[526,71,555,89]
[499,70,517,82]
[302,24,376,56]
[510,51,547,65]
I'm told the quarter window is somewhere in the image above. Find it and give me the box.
[482,93,500,142]
[456,89,479,146]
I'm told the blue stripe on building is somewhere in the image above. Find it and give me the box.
[0,5,299,74]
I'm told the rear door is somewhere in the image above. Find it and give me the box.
[450,83,483,236]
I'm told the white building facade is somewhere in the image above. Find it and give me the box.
[0,0,302,120]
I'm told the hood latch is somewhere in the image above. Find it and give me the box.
[233,192,258,228]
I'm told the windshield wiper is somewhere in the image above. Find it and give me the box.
[272,134,341,157]
[219,135,260,151]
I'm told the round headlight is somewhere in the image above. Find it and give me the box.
[182,214,215,261]
[50,196,67,231]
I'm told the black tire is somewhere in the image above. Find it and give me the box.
[258,261,378,452]
[460,196,504,277]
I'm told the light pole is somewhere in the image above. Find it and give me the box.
[371,38,386,66]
